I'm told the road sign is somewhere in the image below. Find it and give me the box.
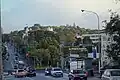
[92,48,97,58]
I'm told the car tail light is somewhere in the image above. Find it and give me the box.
[85,72,88,77]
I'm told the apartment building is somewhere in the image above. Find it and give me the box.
[82,32,112,67]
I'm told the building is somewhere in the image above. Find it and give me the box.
[47,27,54,32]
[82,31,112,67]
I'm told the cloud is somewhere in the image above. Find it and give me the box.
[1,0,120,33]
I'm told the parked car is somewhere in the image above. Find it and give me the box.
[68,69,88,80]
[14,69,28,78]
[26,67,36,77]
[15,54,18,56]
[100,65,120,78]
[15,56,18,60]
[14,60,18,64]
[45,68,52,76]
[51,67,63,77]
[101,69,120,80]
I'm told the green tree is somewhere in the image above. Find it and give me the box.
[48,45,60,67]
[104,12,120,63]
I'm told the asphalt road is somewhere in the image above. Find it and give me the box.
[4,43,101,80]
[5,73,101,80]
[4,43,14,72]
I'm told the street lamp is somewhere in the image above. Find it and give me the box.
[81,9,101,73]
[0,27,3,80]
[81,10,100,30]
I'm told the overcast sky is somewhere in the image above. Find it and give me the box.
[1,0,120,33]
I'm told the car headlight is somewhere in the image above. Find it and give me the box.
[46,71,49,73]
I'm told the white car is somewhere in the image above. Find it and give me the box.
[101,69,120,80]
[51,67,63,77]
[14,69,28,78]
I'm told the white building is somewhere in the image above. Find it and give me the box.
[82,32,112,67]
[47,27,54,32]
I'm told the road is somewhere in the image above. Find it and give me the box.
[5,73,100,80]
[4,43,100,80]
[4,43,14,72]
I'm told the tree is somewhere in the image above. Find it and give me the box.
[2,34,10,43]
[83,36,92,44]
[104,12,120,63]
[48,45,60,67]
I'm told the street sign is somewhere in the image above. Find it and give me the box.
[92,48,97,58]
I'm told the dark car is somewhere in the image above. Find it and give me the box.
[27,70,36,77]
[15,54,18,56]
[26,67,36,77]
[45,68,52,76]
[15,56,18,60]
[68,69,88,80]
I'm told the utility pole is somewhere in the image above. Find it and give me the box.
[0,26,3,80]
[81,10,101,73]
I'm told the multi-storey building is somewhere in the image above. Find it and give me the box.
[82,31,112,67]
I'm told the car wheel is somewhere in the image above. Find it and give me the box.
[61,74,63,77]
[45,74,47,76]
[84,77,87,80]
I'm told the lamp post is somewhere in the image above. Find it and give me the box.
[81,10,101,73]
[0,27,3,80]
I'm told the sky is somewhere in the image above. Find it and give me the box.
[1,0,120,33]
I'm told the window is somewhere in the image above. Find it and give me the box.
[73,70,85,74]
[103,44,105,48]
[110,70,120,76]
[18,70,24,72]
[103,36,107,41]
[106,71,110,77]
[103,70,107,75]
[108,37,110,41]
[54,68,61,71]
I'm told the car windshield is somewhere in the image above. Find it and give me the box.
[110,70,120,76]
[18,70,24,72]
[54,68,61,71]
[46,68,51,71]
[73,70,85,74]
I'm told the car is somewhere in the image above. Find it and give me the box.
[14,60,18,64]
[26,67,36,77]
[101,69,120,80]
[100,65,120,78]
[15,56,18,60]
[14,69,28,78]
[51,67,63,77]
[15,54,18,56]
[68,69,88,80]
[45,68,52,76]
[14,65,18,69]
[27,70,36,77]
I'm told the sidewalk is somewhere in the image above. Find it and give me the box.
[4,75,14,80]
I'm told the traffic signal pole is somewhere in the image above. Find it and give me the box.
[0,26,3,80]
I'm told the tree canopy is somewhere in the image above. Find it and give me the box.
[104,12,120,63]
[3,24,95,67]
